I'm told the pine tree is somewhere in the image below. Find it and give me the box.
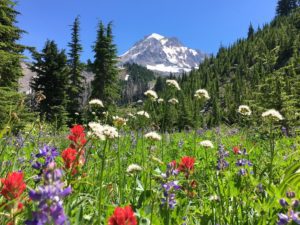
[0,0,32,130]
[276,0,298,16]
[247,23,255,39]
[67,16,83,124]
[154,76,166,93]
[30,40,69,127]
[91,21,119,107]
[0,0,26,88]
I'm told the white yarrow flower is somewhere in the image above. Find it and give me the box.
[144,90,158,101]
[262,109,283,121]
[194,89,210,100]
[157,98,164,103]
[127,113,136,119]
[166,79,181,91]
[238,105,252,116]
[126,164,142,173]
[168,98,179,105]
[144,131,162,141]
[200,140,214,148]
[101,125,119,139]
[113,116,127,127]
[88,122,118,140]
[88,122,106,140]
[89,99,104,107]
[136,111,150,119]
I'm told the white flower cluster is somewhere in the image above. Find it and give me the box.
[127,113,136,119]
[126,164,142,173]
[112,116,127,127]
[88,122,118,140]
[168,98,179,105]
[144,131,162,141]
[144,90,158,101]
[262,109,283,121]
[166,79,181,91]
[157,98,164,103]
[238,105,252,116]
[200,140,214,148]
[136,111,150,119]
[194,89,210,100]
[89,99,104,107]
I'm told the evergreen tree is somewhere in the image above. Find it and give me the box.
[0,0,33,130]
[154,76,166,93]
[276,0,298,16]
[67,16,83,124]
[0,0,26,88]
[91,21,119,107]
[247,23,255,39]
[30,40,69,127]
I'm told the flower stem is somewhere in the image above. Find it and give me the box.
[98,140,108,223]
[117,133,123,204]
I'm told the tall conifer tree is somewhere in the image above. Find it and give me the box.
[30,40,69,127]
[67,16,83,123]
[276,0,298,16]
[91,21,119,107]
[0,0,25,88]
[0,0,32,129]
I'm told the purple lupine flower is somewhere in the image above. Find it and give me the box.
[161,163,180,209]
[162,181,181,192]
[32,145,59,170]
[235,156,253,176]
[32,145,59,183]
[26,162,71,225]
[277,214,289,225]
[286,191,296,199]
[280,198,289,207]
[293,200,299,208]
[290,210,300,224]
[217,145,229,171]
[238,168,247,176]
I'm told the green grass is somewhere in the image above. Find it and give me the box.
[0,123,300,225]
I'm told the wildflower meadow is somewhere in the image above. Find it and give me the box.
[1,89,299,225]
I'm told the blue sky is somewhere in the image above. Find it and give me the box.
[16,0,278,62]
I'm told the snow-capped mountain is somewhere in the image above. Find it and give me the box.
[119,33,207,74]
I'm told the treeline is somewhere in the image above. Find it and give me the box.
[147,3,300,132]
[0,0,121,129]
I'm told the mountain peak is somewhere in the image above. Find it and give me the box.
[146,33,165,40]
[119,33,207,74]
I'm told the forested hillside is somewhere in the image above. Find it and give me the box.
[120,63,156,104]
[150,8,300,131]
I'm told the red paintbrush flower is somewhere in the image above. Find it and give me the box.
[1,172,26,200]
[178,156,195,178]
[68,124,87,146]
[62,148,85,175]
[233,146,240,155]
[178,156,195,172]
[62,148,77,169]
[108,205,137,225]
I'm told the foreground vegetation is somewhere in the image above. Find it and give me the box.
[0,109,300,224]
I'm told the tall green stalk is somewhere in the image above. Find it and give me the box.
[98,140,108,223]
[268,122,275,188]
[117,132,123,204]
